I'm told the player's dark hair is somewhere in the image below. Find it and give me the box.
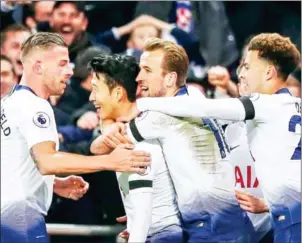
[88,54,139,102]
[248,33,301,80]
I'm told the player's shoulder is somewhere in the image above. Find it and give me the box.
[5,89,54,126]
[248,91,299,105]
[12,89,52,112]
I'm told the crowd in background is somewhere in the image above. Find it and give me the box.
[1,1,301,242]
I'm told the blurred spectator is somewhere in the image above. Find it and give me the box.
[0,24,31,80]
[206,35,255,98]
[1,55,18,98]
[224,2,301,52]
[24,1,55,33]
[134,1,239,68]
[0,1,31,30]
[287,66,301,97]
[96,15,161,60]
[46,1,108,63]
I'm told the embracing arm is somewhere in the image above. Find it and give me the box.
[30,141,151,175]
[136,96,255,121]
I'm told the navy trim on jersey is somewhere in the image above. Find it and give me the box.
[175,85,229,158]
[129,119,144,142]
[129,180,152,190]
[15,85,37,96]
[275,88,292,95]
[239,97,255,120]
[3,84,17,99]
[175,85,189,96]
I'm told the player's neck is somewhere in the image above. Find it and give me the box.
[117,101,135,119]
[268,79,287,94]
[167,87,179,97]
[19,75,50,99]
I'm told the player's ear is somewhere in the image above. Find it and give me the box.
[33,60,43,75]
[113,86,124,102]
[266,65,276,80]
[165,72,177,87]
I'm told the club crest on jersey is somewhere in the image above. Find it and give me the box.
[138,165,151,176]
[33,112,50,128]
[136,111,149,121]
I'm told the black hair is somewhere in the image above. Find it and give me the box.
[88,54,139,102]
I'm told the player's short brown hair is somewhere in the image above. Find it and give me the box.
[21,32,67,61]
[143,38,189,87]
[248,33,301,80]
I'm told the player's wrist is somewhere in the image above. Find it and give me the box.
[96,155,111,171]
[259,199,269,213]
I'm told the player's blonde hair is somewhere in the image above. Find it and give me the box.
[248,33,301,80]
[21,32,67,62]
[143,38,189,87]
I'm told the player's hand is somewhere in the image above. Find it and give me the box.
[208,66,230,90]
[108,144,151,173]
[235,190,269,213]
[116,103,140,123]
[77,111,99,130]
[54,176,89,200]
[116,215,127,223]
[116,216,129,241]
[103,123,132,149]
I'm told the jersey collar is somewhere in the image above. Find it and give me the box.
[175,85,189,96]
[275,88,291,95]
[15,84,37,96]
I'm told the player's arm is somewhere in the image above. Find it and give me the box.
[19,102,151,175]
[30,142,151,175]
[128,192,153,242]
[127,164,154,242]
[134,96,256,121]
[90,122,132,155]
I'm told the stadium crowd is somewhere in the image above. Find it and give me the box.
[1,1,301,243]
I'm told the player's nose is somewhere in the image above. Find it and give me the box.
[66,65,74,78]
[136,71,144,83]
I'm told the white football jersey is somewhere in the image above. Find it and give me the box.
[116,140,181,236]
[1,85,58,215]
[225,122,272,239]
[245,91,301,226]
[125,86,250,235]
[136,87,301,227]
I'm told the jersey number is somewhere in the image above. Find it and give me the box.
[288,115,301,160]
